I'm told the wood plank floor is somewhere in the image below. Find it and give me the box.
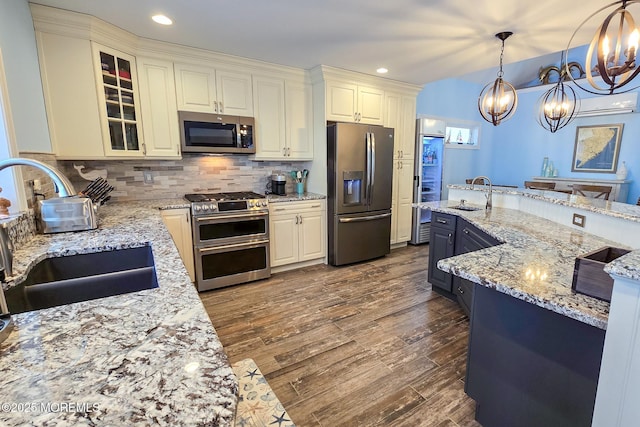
[200,245,481,427]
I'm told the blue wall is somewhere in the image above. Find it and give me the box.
[417,78,640,204]
[417,78,495,198]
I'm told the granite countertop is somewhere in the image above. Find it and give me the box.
[419,200,633,330]
[266,192,326,203]
[448,184,640,223]
[0,199,237,426]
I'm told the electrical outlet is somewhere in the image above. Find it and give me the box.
[143,170,154,184]
[572,213,586,228]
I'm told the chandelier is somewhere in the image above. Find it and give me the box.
[478,32,518,126]
[536,56,580,133]
[568,0,640,94]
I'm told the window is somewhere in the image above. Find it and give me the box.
[445,120,481,149]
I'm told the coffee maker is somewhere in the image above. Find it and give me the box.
[271,173,287,196]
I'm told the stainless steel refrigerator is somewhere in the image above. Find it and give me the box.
[327,122,394,266]
[410,118,445,245]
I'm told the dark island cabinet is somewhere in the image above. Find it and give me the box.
[427,212,501,313]
[428,212,456,294]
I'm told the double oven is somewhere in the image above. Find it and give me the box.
[186,192,270,291]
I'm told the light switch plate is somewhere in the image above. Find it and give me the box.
[572,213,586,228]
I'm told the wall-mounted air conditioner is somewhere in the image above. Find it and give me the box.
[575,92,637,117]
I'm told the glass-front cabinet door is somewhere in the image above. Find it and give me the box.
[92,43,144,157]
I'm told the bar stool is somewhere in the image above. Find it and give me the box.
[524,181,556,190]
[571,184,612,200]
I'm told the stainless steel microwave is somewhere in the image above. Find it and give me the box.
[178,111,256,154]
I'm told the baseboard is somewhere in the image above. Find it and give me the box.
[271,258,325,274]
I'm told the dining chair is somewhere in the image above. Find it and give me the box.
[571,184,612,200]
[524,181,556,190]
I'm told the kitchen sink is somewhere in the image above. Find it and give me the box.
[451,205,482,211]
[4,246,159,314]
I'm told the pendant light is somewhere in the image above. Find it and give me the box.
[568,0,640,94]
[478,32,518,126]
[536,55,580,133]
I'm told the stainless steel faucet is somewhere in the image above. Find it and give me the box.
[0,158,76,197]
[470,176,493,210]
[0,157,75,285]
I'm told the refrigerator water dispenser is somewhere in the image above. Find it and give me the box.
[342,171,363,205]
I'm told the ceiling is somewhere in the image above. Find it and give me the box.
[29,0,613,87]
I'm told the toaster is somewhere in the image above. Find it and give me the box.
[38,197,98,234]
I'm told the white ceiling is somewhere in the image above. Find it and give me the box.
[29,0,612,86]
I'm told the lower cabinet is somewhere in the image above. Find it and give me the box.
[269,200,326,268]
[428,212,501,315]
[428,212,456,293]
[161,208,195,282]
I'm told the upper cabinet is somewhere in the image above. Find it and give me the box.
[252,76,313,161]
[325,80,384,125]
[174,63,253,117]
[93,43,144,157]
[136,57,181,158]
[386,92,417,159]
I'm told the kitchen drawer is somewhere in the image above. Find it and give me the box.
[270,200,325,215]
[455,278,474,316]
[432,212,456,231]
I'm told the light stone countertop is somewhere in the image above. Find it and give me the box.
[266,192,326,203]
[448,184,640,223]
[0,198,237,426]
[419,200,632,330]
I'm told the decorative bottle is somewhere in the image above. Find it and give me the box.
[541,157,549,177]
[547,161,554,177]
[616,161,628,180]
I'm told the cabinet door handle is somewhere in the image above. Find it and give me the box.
[310,204,320,208]
[213,101,218,113]
[400,150,403,158]
[287,147,291,156]
[463,228,470,234]
[299,215,303,224]
[283,147,287,156]
[177,145,180,155]
[448,233,453,244]
[457,286,464,294]
[185,212,190,223]
[142,143,147,155]
[436,218,447,224]
[219,101,223,113]
[295,215,299,224]
[274,208,286,211]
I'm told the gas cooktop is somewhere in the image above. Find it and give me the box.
[185,191,268,216]
[184,191,265,202]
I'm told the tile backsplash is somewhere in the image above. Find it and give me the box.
[21,154,312,202]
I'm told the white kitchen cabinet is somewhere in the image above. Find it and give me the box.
[136,57,181,158]
[391,159,414,244]
[174,63,253,116]
[35,32,106,159]
[253,78,313,161]
[161,208,195,282]
[386,92,417,159]
[252,76,286,158]
[92,43,145,157]
[269,200,326,268]
[326,80,384,125]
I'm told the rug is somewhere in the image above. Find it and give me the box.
[231,358,296,427]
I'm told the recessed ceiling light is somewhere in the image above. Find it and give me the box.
[376,68,389,74]
[152,14,173,25]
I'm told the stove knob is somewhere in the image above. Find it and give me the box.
[210,204,217,211]
[248,201,255,208]
[193,205,201,212]
[262,201,268,207]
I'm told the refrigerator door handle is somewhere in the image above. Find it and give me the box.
[338,212,392,223]
[370,132,376,206]
[366,132,372,207]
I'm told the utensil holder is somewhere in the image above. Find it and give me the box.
[296,182,305,195]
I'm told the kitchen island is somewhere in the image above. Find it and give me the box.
[418,197,636,427]
[0,199,238,426]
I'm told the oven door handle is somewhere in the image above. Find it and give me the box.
[195,212,268,222]
[197,239,270,253]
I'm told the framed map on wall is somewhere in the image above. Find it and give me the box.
[571,124,623,173]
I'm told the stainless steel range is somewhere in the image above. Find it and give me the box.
[185,191,270,291]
